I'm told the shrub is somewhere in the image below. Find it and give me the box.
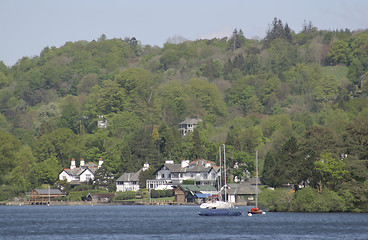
[151,189,173,198]
[291,187,317,212]
[114,191,136,200]
[258,188,293,212]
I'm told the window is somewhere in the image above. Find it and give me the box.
[168,174,171,178]
[161,174,165,178]
[203,173,207,179]
[86,174,91,181]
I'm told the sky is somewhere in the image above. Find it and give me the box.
[1,0,368,67]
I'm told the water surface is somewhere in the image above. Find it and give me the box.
[0,205,367,239]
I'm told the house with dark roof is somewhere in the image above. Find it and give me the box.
[29,188,65,204]
[174,184,218,203]
[86,193,115,203]
[178,117,202,136]
[59,158,104,185]
[116,163,150,192]
[227,182,262,204]
[146,159,220,190]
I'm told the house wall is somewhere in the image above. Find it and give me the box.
[59,171,71,182]
[79,169,94,182]
[116,182,140,192]
[156,168,172,180]
[59,171,80,182]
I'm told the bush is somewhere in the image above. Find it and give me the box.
[291,187,317,212]
[114,191,136,200]
[292,187,346,212]
[68,191,87,201]
[315,189,345,212]
[258,188,293,212]
[151,189,173,198]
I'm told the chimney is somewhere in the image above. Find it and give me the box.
[80,159,85,167]
[98,158,103,169]
[70,158,76,169]
[143,163,150,171]
[181,160,189,168]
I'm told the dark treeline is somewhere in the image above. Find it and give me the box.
[0,18,368,211]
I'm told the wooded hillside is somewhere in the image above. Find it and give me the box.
[1,18,368,210]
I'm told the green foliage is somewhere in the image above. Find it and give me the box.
[0,130,21,181]
[327,41,349,65]
[114,191,136,200]
[1,27,368,212]
[314,152,348,191]
[291,187,346,212]
[151,189,173,198]
[258,188,294,212]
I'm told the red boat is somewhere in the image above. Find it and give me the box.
[248,207,263,215]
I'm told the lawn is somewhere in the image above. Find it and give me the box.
[322,65,349,84]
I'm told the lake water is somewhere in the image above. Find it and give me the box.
[0,205,367,239]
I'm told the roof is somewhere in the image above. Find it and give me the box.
[34,189,63,195]
[179,117,202,125]
[62,165,98,177]
[116,169,142,182]
[194,193,211,198]
[158,161,215,174]
[227,183,261,195]
[245,177,262,185]
[179,184,217,192]
[87,193,115,198]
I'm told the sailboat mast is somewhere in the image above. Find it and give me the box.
[255,150,258,208]
[223,144,227,203]
[218,146,222,192]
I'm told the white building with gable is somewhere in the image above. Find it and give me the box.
[146,159,220,190]
[59,158,104,185]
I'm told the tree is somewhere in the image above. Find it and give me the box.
[32,128,83,167]
[327,40,349,65]
[228,29,246,50]
[0,130,20,184]
[263,18,290,48]
[96,80,128,114]
[266,38,298,74]
[186,78,227,117]
[312,75,338,103]
[314,152,348,192]
[115,68,153,102]
[279,137,305,190]
[29,156,61,186]
[262,152,287,187]
[192,128,205,160]
[93,165,115,191]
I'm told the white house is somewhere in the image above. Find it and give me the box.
[146,159,220,190]
[59,158,104,185]
[116,163,150,192]
[178,117,202,136]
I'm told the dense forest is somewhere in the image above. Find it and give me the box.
[1,18,368,211]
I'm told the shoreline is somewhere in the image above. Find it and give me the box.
[2,200,248,207]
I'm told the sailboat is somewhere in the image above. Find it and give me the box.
[200,146,232,210]
[199,145,243,216]
[248,150,265,216]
